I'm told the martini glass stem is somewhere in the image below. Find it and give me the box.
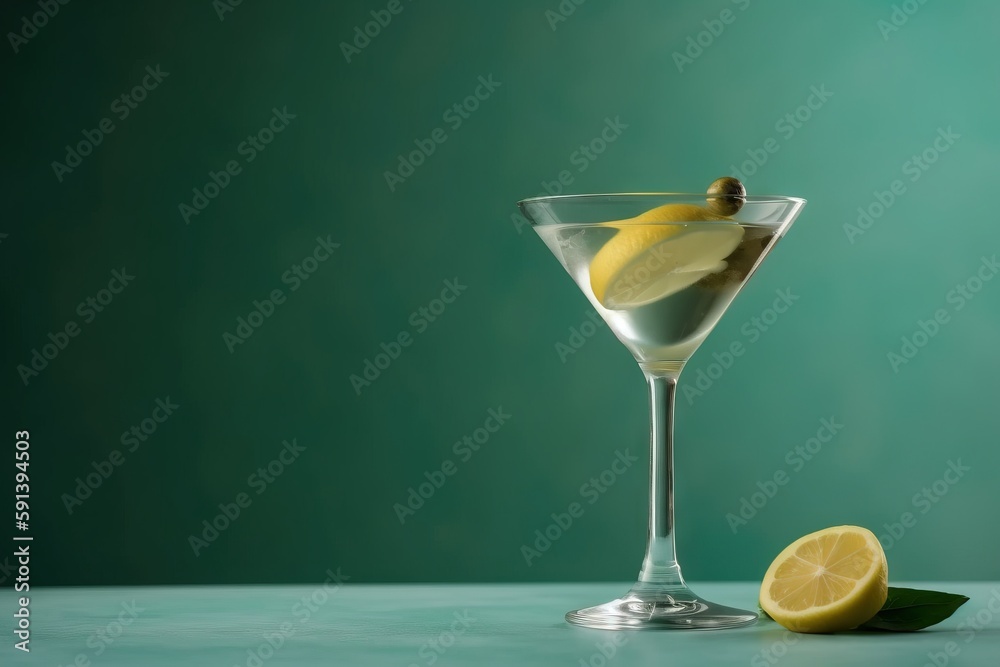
[638,365,685,587]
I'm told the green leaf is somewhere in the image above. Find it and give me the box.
[858,587,969,632]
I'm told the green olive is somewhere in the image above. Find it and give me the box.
[706,176,746,216]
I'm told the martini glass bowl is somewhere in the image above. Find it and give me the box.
[518,193,806,630]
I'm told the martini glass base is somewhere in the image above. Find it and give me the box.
[565,584,758,630]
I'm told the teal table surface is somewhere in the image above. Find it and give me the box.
[3,582,999,666]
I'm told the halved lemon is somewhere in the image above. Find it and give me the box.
[589,204,742,309]
[760,525,888,633]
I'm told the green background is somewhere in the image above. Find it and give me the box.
[3,0,998,586]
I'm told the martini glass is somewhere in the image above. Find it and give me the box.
[518,192,805,630]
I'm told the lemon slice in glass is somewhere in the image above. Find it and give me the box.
[589,204,742,309]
